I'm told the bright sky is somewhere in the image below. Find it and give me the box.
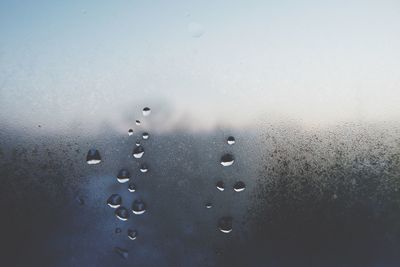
[1,0,400,133]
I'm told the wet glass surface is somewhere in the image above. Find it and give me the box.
[1,1,400,266]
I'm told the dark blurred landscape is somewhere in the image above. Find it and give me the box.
[1,122,400,266]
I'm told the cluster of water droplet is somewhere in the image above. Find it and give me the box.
[86,107,152,259]
[86,110,246,255]
[210,136,246,234]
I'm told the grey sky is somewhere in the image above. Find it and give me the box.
[1,0,400,133]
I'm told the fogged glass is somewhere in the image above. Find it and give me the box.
[1,1,400,266]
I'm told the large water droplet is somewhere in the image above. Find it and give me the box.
[218,217,233,233]
[142,132,149,140]
[86,149,101,165]
[220,154,234,167]
[115,207,130,221]
[227,136,235,145]
[216,181,225,191]
[233,181,245,192]
[128,183,136,192]
[117,169,130,183]
[107,194,122,208]
[142,107,151,116]
[128,229,138,240]
[140,163,149,173]
[114,247,128,259]
[205,202,213,209]
[188,22,205,38]
[132,199,146,215]
[136,120,141,125]
[133,146,144,159]
[128,129,133,136]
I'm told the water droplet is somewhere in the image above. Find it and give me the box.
[132,199,146,215]
[227,136,235,145]
[220,154,234,167]
[142,107,151,116]
[128,183,136,192]
[115,228,122,234]
[188,22,205,38]
[128,229,138,240]
[333,194,338,200]
[218,216,233,234]
[128,129,133,136]
[133,146,144,159]
[233,181,245,192]
[117,169,130,183]
[114,247,128,259]
[205,203,213,209]
[107,194,122,208]
[86,149,101,164]
[216,181,225,191]
[135,140,141,146]
[140,163,148,173]
[115,207,130,221]
[142,132,149,140]
[75,195,84,205]
[136,120,141,125]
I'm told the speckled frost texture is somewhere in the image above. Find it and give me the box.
[1,122,400,267]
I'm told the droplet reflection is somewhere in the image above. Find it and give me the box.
[86,149,101,165]
[115,207,130,221]
[220,154,234,167]
[117,169,130,183]
[218,216,233,233]
[107,194,122,208]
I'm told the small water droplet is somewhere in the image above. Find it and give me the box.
[233,181,245,192]
[128,183,136,192]
[135,140,141,146]
[216,181,225,191]
[218,216,233,233]
[117,169,130,183]
[205,203,213,209]
[128,129,133,136]
[220,154,234,167]
[128,229,138,240]
[75,195,84,205]
[133,146,144,159]
[132,199,146,215]
[142,132,149,140]
[115,207,130,221]
[114,247,128,259]
[140,163,148,173]
[142,107,151,116]
[136,120,141,125]
[188,22,205,38]
[115,227,122,234]
[107,194,122,208]
[86,149,101,164]
[333,194,338,200]
[227,136,235,145]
